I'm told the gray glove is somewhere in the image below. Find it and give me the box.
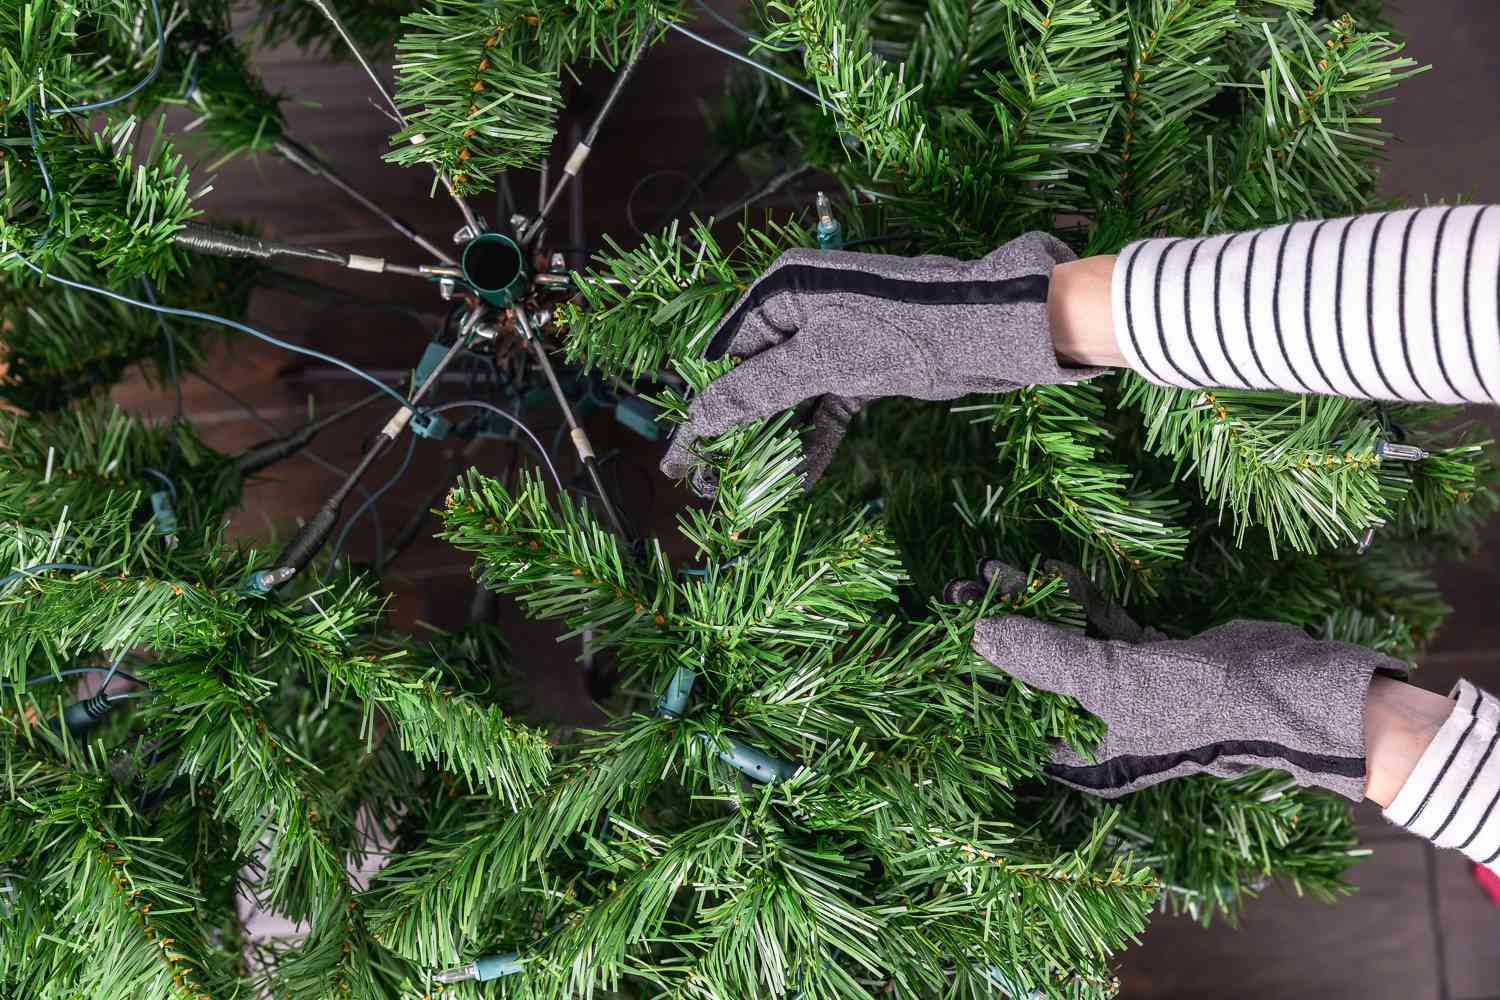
[660,233,1104,488]
[951,560,1403,801]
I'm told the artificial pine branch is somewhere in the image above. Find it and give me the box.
[364,732,674,968]
[1,115,203,282]
[1200,13,1423,231]
[1158,528,1449,659]
[0,401,242,525]
[7,0,1497,993]
[0,540,549,919]
[0,401,551,817]
[386,0,679,193]
[81,651,357,921]
[1106,0,1245,231]
[424,366,1146,992]
[0,0,117,115]
[267,580,553,805]
[873,815,1158,998]
[1085,769,1365,924]
[385,1,565,192]
[139,30,288,166]
[1124,377,1396,555]
[767,0,1008,254]
[0,736,246,997]
[558,216,811,379]
[254,895,418,999]
[444,469,671,646]
[0,251,258,412]
[822,396,1015,598]
[957,380,1191,596]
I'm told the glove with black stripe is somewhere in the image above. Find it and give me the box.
[660,233,1104,489]
[949,559,1404,801]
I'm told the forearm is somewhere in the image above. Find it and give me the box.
[1047,248,1457,802]
[1363,675,1453,807]
[1047,206,1500,405]
[1048,254,1125,367]
[1374,675,1500,870]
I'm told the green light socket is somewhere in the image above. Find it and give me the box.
[461,232,526,306]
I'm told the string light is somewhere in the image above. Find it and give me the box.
[433,952,524,983]
[328,434,419,567]
[6,256,415,414]
[47,0,166,115]
[0,563,95,591]
[99,647,131,689]
[661,21,828,111]
[422,400,565,492]
[5,661,153,738]
[7,665,147,690]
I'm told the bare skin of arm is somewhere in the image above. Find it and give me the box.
[1362,677,1453,806]
[1045,255,1454,805]
[1047,255,1127,368]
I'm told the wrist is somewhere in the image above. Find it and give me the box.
[1363,674,1454,807]
[1047,255,1127,368]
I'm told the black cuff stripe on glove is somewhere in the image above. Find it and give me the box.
[1044,741,1367,792]
[663,234,1103,491]
[952,558,1396,801]
[707,266,1050,358]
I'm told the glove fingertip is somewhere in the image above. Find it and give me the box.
[799,396,860,488]
[688,465,719,500]
[658,434,691,480]
[660,447,720,501]
[972,615,1081,693]
[660,425,708,485]
[943,579,986,605]
[977,559,1028,597]
[1040,557,1086,593]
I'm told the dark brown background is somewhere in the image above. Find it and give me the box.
[111,2,1500,995]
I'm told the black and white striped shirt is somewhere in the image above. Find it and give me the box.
[1112,206,1500,404]
[1385,680,1500,874]
[1114,208,1500,871]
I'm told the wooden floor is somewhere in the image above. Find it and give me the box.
[109,2,1500,995]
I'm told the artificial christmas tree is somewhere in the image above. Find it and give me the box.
[2,0,1497,997]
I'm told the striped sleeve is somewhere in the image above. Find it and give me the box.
[1383,679,1500,874]
[1111,206,1500,405]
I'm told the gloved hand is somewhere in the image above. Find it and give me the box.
[948,560,1404,801]
[660,233,1104,490]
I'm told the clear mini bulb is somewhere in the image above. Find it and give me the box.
[814,191,844,251]
[433,953,524,983]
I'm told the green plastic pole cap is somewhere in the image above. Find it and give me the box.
[462,232,527,306]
